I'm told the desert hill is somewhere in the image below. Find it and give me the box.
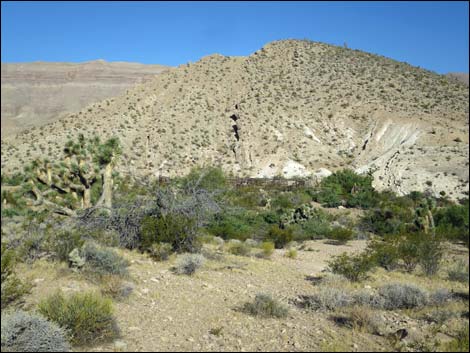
[1,40,468,199]
[1,60,168,137]
[446,72,469,86]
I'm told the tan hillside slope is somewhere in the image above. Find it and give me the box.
[1,60,168,137]
[2,40,469,199]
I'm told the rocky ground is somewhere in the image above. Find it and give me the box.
[17,240,468,352]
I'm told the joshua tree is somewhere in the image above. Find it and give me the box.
[11,134,121,216]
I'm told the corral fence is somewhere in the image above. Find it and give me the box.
[155,176,315,190]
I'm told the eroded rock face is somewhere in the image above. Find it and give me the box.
[1,61,168,137]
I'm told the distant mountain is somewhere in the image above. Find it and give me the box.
[2,40,468,199]
[1,60,168,137]
[445,72,469,86]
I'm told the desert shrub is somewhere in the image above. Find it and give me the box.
[1,311,70,352]
[418,237,443,276]
[141,213,198,253]
[396,233,421,272]
[441,324,469,352]
[1,243,31,309]
[148,242,173,261]
[367,239,400,271]
[38,291,118,345]
[99,275,134,300]
[298,287,353,311]
[327,252,374,281]
[331,306,383,334]
[447,260,469,283]
[243,293,289,318]
[378,283,428,310]
[174,254,205,275]
[180,166,226,191]
[266,226,294,249]
[259,241,275,258]
[327,226,354,244]
[422,308,460,324]
[207,209,265,241]
[361,202,413,236]
[434,199,469,246]
[285,247,297,259]
[429,288,453,306]
[52,230,85,262]
[227,240,250,256]
[352,290,385,309]
[292,209,332,240]
[80,242,129,277]
[314,169,379,209]
[271,193,295,210]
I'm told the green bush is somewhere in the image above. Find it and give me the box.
[327,252,374,281]
[441,324,469,352]
[207,210,262,241]
[396,233,422,272]
[243,293,289,318]
[435,199,469,246]
[367,239,400,271]
[418,237,443,276]
[81,242,129,277]
[1,243,31,309]
[227,240,251,256]
[314,169,379,209]
[285,248,297,259]
[38,291,118,345]
[292,209,332,241]
[361,202,413,236]
[260,241,275,258]
[328,227,354,244]
[266,226,294,249]
[180,166,226,191]
[1,311,70,352]
[141,213,198,253]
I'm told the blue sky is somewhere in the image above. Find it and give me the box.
[1,1,468,74]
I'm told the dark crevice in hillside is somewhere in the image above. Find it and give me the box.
[362,139,369,151]
[232,124,240,141]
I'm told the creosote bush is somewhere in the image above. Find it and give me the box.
[327,226,354,244]
[266,226,294,249]
[327,251,374,281]
[1,311,70,352]
[38,291,118,345]
[243,293,289,318]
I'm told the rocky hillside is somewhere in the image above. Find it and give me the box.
[1,40,469,199]
[446,72,469,86]
[1,60,168,137]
